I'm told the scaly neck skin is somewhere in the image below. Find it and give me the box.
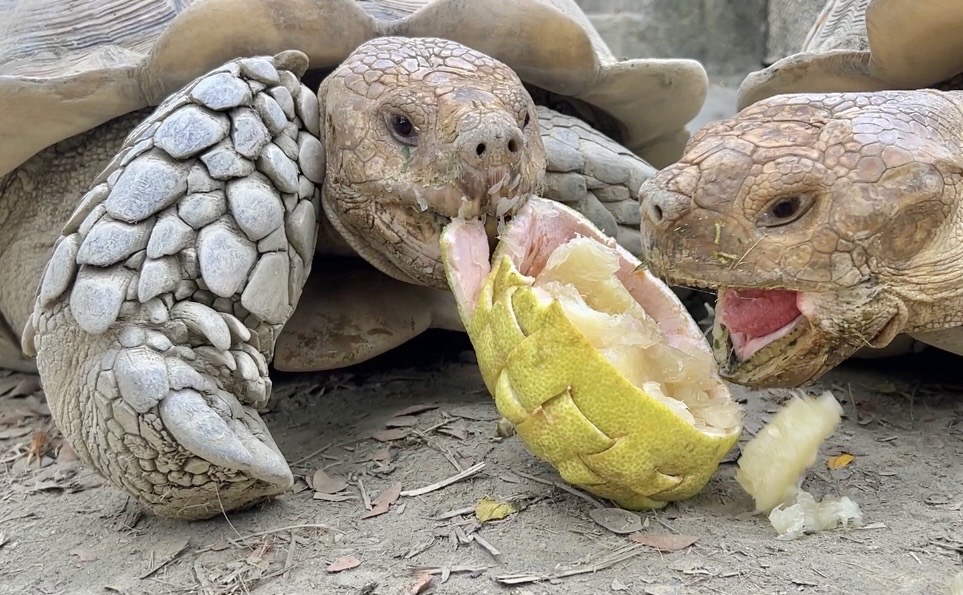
[880,91,963,334]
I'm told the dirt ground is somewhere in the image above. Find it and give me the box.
[0,330,961,595]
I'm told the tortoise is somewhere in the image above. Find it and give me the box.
[1,0,708,519]
[636,0,963,388]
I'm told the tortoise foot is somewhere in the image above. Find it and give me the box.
[24,51,321,519]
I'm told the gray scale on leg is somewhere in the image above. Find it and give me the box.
[26,51,323,520]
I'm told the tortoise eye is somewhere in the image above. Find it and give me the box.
[386,113,418,145]
[522,111,531,129]
[758,194,814,228]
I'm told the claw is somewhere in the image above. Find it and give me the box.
[159,389,256,471]
[170,301,232,350]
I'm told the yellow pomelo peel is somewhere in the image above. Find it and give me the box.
[441,199,743,509]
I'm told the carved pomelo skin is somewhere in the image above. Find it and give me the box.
[442,197,742,509]
[639,90,963,388]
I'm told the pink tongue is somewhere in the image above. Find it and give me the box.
[719,289,800,338]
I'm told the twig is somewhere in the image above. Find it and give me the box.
[412,429,462,472]
[513,471,604,508]
[139,540,190,579]
[495,543,645,585]
[283,530,296,579]
[408,565,489,577]
[401,462,485,497]
[470,533,501,561]
[359,478,372,510]
[198,524,339,553]
[433,506,476,520]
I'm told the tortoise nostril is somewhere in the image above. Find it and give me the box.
[476,143,486,156]
[652,204,664,221]
[507,139,518,153]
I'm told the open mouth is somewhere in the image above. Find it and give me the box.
[716,288,805,362]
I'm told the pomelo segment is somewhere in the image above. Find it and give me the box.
[735,391,844,513]
[441,197,743,509]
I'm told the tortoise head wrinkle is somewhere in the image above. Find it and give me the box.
[640,90,963,387]
[319,37,546,289]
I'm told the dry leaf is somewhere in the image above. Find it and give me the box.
[370,447,394,464]
[326,555,361,573]
[0,426,32,440]
[629,533,698,552]
[827,453,855,470]
[311,468,348,494]
[371,429,409,442]
[393,404,439,417]
[361,482,402,519]
[475,498,516,522]
[70,548,99,562]
[9,376,42,398]
[386,415,418,428]
[589,508,643,535]
[438,421,470,441]
[403,572,434,595]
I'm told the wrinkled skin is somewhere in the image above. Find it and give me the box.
[639,90,963,388]
[320,37,544,288]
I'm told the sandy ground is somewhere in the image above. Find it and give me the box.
[0,330,960,595]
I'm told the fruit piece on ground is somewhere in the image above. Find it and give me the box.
[767,490,863,540]
[735,385,865,538]
[736,391,845,513]
[440,197,743,509]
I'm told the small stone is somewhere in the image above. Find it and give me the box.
[198,221,258,297]
[226,173,285,241]
[154,105,230,160]
[256,143,299,193]
[239,58,280,85]
[190,72,253,111]
[241,252,290,324]
[105,153,189,223]
[254,93,288,136]
[231,108,272,159]
[178,191,227,229]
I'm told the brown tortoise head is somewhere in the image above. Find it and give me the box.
[639,90,963,387]
[319,36,546,289]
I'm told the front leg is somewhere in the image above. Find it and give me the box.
[24,52,322,519]
[536,106,656,257]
